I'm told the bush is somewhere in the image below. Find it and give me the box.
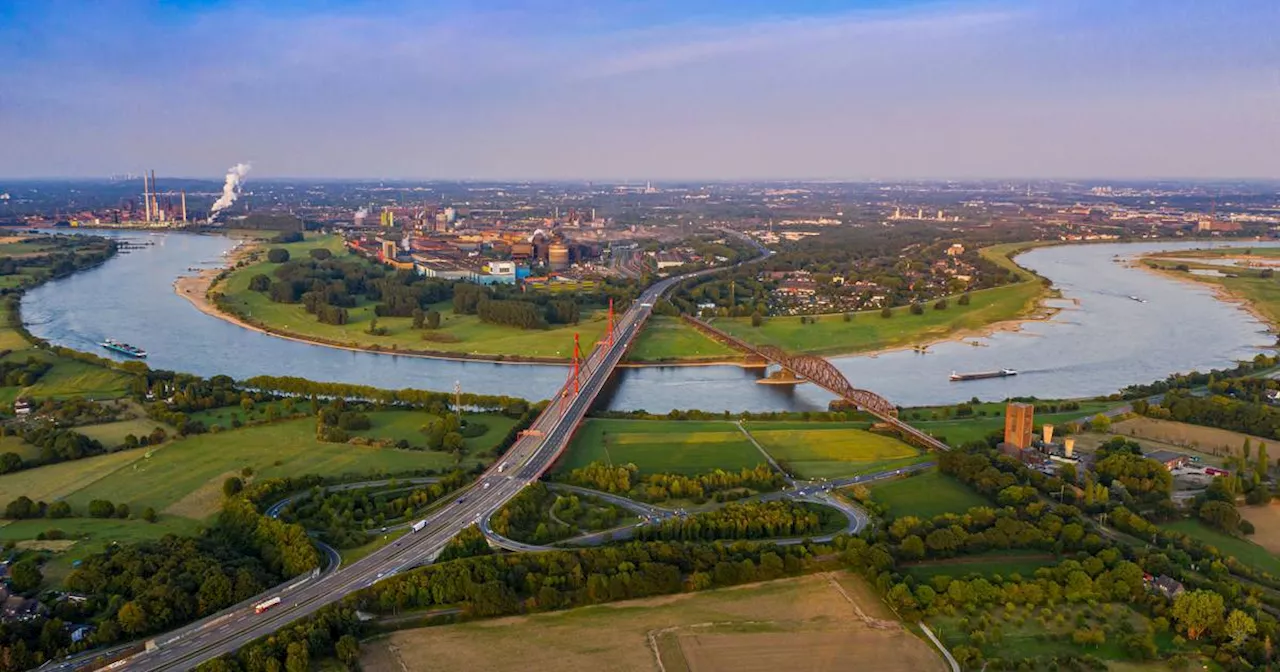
[88,499,116,518]
[248,274,272,292]
[1241,519,1256,535]
[223,477,244,497]
[880,307,892,318]
[142,507,158,523]
[266,248,290,263]
[958,293,971,306]
[934,298,948,310]
[909,303,924,315]
[48,501,72,519]
[308,248,332,260]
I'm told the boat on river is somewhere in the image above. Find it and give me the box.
[950,368,1017,382]
[101,339,147,358]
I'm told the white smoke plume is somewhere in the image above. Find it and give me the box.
[354,207,369,220]
[208,162,251,221]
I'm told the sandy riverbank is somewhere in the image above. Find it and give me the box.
[1137,255,1278,334]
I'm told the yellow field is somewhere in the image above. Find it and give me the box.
[1113,417,1273,458]
[0,447,149,504]
[745,427,922,479]
[360,572,944,672]
[1240,503,1280,554]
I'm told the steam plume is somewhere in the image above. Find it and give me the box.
[209,162,251,221]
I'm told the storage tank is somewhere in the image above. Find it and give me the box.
[1063,438,1075,458]
[549,243,570,271]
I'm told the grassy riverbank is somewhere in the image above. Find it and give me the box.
[208,234,610,361]
[1143,248,1280,328]
[711,242,1052,357]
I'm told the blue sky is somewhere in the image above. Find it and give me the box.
[1,0,1277,179]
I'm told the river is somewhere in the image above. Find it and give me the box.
[20,232,1278,411]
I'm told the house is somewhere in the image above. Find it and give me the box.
[1265,389,1280,404]
[12,398,32,415]
[1145,450,1190,470]
[70,625,95,643]
[1149,574,1185,599]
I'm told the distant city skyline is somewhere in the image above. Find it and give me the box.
[1,0,1277,180]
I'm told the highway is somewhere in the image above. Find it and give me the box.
[98,273,693,671]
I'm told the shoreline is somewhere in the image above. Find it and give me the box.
[172,237,1065,367]
[1137,255,1278,339]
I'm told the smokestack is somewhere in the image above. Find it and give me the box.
[150,170,159,223]
[1064,437,1074,458]
[1043,424,1055,444]
[181,190,187,223]
[143,173,151,222]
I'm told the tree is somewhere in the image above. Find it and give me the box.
[285,642,310,672]
[934,298,948,310]
[267,248,290,263]
[1198,500,1241,533]
[9,560,41,592]
[88,499,115,518]
[117,601,149,635]
[880,306,892,318]
[335,635,360,665]
[958,293,971,306]
[223,476,244,498]
[750,312,763,327]
[411,308,426,329]
[1171,590,1225,640]
[142,506,158,523]
[909,303,924,315]
[1243,438,1253,461]
[426,310,441,329]
[1224,609,1257,647]
[1257,442,1269,481]
[308,248,332,260]
[248,274,272,292]
[1090,413,1112,433]
[47,500,72,519]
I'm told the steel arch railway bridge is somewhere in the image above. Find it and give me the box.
[680,316,949,452]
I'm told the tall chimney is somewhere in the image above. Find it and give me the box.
[1064,437,1075,457]
[181,190,187,223]
[1043,424,1055,444]
[143,173,151,222]
[150,170,159,222]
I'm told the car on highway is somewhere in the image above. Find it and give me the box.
[483,482,491,490]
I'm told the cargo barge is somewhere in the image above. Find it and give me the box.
[949,368,1016,382]
[101,339,147,359]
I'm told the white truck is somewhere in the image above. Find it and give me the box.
[411,519,427,533]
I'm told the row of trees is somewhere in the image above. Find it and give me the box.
[635,500,835,542]
[1137,389,1280,441]
[0,426,107,477]
[561,461,785,503]
[0,357,50,387]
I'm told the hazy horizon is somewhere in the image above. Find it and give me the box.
[2,0,1278,181]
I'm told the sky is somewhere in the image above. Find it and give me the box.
[1,0,1278,180]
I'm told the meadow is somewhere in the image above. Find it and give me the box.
[626,315,737,362]
[868,470,988,520]
[555,419,767,475]
[1160,518,1280,576]
[742,424,923,479]
[361,572,945,672]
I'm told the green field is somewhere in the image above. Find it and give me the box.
[0,448,151,505]
[347,410,518,453]
[627,316,737,362]
[930,602,1168,665]
[1160,518,1280,576]
[0,516,205,582]
[62,418,484,518]
[902,550,1058,581]
[868,470,988,519]
[711,244,1047,357]
[554,419,768,475]
[213,234,607,360]
[743,424,924,479]
[75,418,175,447]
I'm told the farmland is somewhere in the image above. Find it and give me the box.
[741,424,924,479]
[360,572,946,672]
[555,419,766,475]
[1112,416,1274,458]
[1239,503,1280,554]
[868,470,988,519]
